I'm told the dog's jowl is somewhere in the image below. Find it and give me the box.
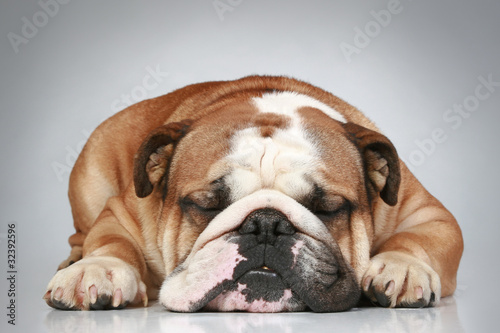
[44,76,463,312]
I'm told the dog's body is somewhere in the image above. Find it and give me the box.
[44,76,463,312]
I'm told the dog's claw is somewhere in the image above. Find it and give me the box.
[43,290,51,301]
[112,289,123,308]
[89,285,98,304]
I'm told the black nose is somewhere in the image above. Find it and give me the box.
[239,208,295,245]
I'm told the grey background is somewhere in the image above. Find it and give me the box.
[1,0,499,332]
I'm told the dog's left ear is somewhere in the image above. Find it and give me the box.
[133,119,194,198]
[343,122,401,206]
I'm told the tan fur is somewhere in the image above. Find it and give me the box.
[45,76,463,310]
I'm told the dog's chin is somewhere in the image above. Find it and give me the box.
[203,268,307,312]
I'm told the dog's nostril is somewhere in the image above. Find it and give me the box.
[276,219,295,235]
[239,218,259,234]
[239,208,295,244]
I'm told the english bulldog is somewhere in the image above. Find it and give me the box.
[44,75,463,312]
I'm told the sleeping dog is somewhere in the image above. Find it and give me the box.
[44,76,463,312]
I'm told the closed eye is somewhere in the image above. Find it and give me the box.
[308,185,349,222]
[314,204,348,222]
[181,197,222,212]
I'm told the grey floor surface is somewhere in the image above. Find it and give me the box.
[42,297,465,333]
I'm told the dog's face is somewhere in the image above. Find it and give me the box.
[133,92,400,312]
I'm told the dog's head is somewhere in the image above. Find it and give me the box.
[133,91,400,312]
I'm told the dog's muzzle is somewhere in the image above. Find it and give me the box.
[159,190,360,312]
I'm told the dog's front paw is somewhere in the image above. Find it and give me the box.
[362,251,441,308]
[44,256,147,310]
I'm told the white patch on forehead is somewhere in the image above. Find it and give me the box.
[225,91,346,201]
[252,91,346,123]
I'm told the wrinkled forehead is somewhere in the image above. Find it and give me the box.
[171,91,363,196]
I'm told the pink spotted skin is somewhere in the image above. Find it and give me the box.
[290,240,304,269]
[159,239,248,312]
[205,284,297,312]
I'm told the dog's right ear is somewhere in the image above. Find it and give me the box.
[133,120,193,198]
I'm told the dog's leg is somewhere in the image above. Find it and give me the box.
[57,123,130,270]
[57,243,83,270]
[45,197,149,310]
[363,166,463,308]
